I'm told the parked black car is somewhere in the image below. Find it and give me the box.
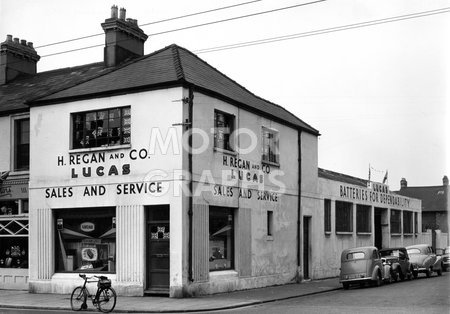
[379,247,413,281]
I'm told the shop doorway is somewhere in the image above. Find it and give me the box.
[374,208,388,249]
[145,205,170,294]
[303,216,311,279]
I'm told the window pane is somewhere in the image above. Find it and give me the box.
[262,128,279,163]
[0,237,28,268]
[356,205,371,233]
[54,208,116,273]
[390,210,401,234]
[71,107,130,149]
[214,111,233,151]
[336,201,352,232]
[15,119,30,170]
[209,207,234,271]
[324,199,331,233]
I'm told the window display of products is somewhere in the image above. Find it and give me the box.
[0,238,28,268]
[54,207,116,273]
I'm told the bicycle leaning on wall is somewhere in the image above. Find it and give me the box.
[70,274,117,313]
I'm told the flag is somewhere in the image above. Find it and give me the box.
[383,170,388,184]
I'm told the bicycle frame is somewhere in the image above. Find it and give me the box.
[79,275,104,306]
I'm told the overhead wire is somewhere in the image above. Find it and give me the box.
[39,0,326,57]
[193,7,450,54]
[39,6,449,59]
[35,0,263,49]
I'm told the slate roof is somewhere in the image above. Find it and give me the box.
[396,185,448,212]
[0,62,112,115]
[318,168,368,187]
[26,44,319,135]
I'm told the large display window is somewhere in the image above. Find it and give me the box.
[0,199,29,269]
[209,207,234,271]
[54,207,116,273]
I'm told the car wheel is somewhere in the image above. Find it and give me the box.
[342,283,349,290]
[413,270,418,279]
[437,267,442,276]
[373,272,382,287]
[398,269,405,281]
[391,270,398,282]
[426,267,432,278]
[408,267,414,280]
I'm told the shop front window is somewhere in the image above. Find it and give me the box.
[209,207,234,271]
[54,208,116,273]
[0,199,29,269]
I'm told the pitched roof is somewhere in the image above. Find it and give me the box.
[318,168,368,187]
[28,44,319,135]
[396,185,448,212]
[0,62,112,115]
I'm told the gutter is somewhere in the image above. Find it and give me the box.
[187,86,194,282]
[297,129,302,281]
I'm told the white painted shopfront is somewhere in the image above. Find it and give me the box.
[28,85,318,297]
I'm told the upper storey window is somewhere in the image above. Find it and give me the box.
[261,127,279,164]
[214,110,234,151]
[14,118,30,171]
[72,107,131,149]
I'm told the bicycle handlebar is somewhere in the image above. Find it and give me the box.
[79,274,108,280]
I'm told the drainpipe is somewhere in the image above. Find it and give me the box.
[297,129,302,282]
[187,87,194,282]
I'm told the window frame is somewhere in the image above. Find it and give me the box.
[390,209,402,234]
[261,127,280,165]
[71,106,131,150]
[324,199,331,234]
[356,204,371,234]
[53,207,116,274]
[335,201,353,233]
[12,116,30,172]
[213,110,235,152]
[209,206,235,271]
[267,210,274,237]
[403,211,413,234]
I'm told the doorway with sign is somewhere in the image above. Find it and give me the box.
[145,205,170,295]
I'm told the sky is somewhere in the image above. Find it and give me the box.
[0,0,448,190]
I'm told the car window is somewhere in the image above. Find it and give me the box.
[347,252,365,260]
[407,248,420,255]
[445,248,450,254]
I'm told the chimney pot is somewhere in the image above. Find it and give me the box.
[20,39,27,46]
[119,8,126,20]
[6,35,13,42]
[443,175,449,186]
[400,178,407,189]
[13,37,19,44]
[27,42,34,48]
[111,5,118,18]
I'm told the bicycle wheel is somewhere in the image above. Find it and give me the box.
[70,286,87,311]
[97,287,117,313]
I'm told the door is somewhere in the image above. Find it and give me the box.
[146,205,170,294]
[303,216,311,279]
[375,209,382,249]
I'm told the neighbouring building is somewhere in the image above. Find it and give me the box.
[396,176,449,234]
[306,168,423,279]
[2,7,321,297]
[0,32,117,290]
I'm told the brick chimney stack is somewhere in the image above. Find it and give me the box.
[400,178,407,189]
[101,6,148,67]
[0,34,40,84]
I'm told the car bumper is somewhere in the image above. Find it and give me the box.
[340,276,372,283]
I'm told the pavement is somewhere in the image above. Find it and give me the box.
[0,277,341,313]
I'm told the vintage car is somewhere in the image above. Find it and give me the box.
[406,244,443,278]
[379,247,414,281]
[340,246,389,289]
[436,247,450,271]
